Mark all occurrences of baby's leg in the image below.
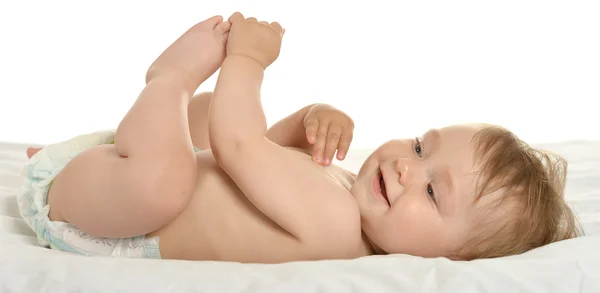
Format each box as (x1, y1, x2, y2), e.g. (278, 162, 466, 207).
(188, 91, 213, 150)
(26, 147, 41, 158)
(47, 16, 231, 239)
(28, 91, 215, 155)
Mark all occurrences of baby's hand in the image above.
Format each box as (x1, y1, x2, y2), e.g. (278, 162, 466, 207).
(226, 12, 285, 69)
(304, 104, 355, 166)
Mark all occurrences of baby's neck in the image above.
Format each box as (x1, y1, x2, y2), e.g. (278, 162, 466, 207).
(361, 230, 384, 255)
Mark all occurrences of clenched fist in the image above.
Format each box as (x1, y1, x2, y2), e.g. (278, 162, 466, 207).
(226, 12, 285, 69)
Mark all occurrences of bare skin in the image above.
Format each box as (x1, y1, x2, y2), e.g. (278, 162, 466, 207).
(27, 96, 363, 263)
(31, 13, 372, 263)
(27, 12, 493, 263)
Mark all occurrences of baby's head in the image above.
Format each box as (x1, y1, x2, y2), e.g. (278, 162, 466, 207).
(351, 123, 582, 260)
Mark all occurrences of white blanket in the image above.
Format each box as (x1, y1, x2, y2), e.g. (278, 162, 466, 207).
(1, 140, 599, 293)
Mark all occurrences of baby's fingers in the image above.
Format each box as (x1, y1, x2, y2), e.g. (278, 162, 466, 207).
(336, 128, 353, 160)
(305, 118, 319, 145)
(323, 124, 342, 166)
(229, 12, 245, 23)
(312, 122, 329, 164)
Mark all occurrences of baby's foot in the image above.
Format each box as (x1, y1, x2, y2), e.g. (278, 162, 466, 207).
(26, 147, 41, 159)
(146, 15, 231, 91)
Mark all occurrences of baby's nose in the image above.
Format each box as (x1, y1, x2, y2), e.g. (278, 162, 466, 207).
(395, 158, 408, 172)
(394, 158, 422, 186)
(394, 160, 408, 184)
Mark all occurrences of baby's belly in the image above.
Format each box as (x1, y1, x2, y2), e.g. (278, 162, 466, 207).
(148, 152, 306, 263)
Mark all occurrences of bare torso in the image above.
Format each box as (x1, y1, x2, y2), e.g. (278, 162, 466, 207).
(148, 147, 372, 263)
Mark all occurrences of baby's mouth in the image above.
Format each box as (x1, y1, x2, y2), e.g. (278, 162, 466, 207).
(379, 170, 390, 206)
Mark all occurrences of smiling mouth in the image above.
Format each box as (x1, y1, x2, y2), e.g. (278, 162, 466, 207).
(378, 170, 390, 206)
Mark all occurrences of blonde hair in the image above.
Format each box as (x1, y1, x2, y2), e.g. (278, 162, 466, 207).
(458, 125, 583, 260)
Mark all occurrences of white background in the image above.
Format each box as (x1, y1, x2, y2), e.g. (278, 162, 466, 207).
(1, 0, 598, 148)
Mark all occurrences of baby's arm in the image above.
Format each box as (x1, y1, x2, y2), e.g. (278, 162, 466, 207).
(209, 55, 268, 147)
(209, 14, 357, 251)
(265, 104, 314, 151)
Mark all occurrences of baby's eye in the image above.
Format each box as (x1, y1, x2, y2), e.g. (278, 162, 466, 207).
(427, 184, 437, 203)
(427, 184, 434, 197)
(414, 137, 422, 157)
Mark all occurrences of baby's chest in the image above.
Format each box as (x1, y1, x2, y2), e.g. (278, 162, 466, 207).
(188, 161, 359, 261)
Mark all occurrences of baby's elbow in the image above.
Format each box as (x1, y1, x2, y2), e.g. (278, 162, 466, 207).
(211, 137, 262, 168)
(210, 138, 237, 158)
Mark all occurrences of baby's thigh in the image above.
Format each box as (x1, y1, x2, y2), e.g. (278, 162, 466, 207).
(19, 143, 165, 257)
(49, 144, 194, 239)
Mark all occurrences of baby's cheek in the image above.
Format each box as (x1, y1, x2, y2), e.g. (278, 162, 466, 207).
(393, 199, 439, 233)
(395, 197, 427, 219)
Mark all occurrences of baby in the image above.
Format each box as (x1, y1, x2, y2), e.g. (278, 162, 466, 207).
(19, 12, 582, 263)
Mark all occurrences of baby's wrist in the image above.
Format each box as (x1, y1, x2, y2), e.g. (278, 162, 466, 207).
(224, 54, 266, 70)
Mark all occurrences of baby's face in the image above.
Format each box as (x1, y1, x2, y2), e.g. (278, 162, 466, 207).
(351, 124, 486, 258)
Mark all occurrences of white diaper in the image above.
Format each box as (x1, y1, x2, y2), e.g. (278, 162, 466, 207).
(16, 130, 161, 258)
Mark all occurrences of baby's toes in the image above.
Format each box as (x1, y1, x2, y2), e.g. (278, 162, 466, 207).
(215, 21, 231, 43)
(202, 15, 224, 28)
(215, 21, 231, 34)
